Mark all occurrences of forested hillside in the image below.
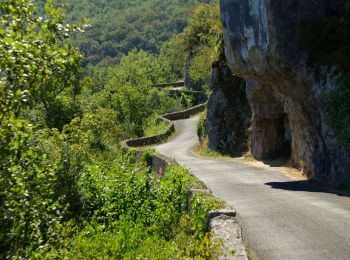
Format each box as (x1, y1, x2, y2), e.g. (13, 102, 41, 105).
(0, 0, 223, 258)
(35, 0, 214, 66)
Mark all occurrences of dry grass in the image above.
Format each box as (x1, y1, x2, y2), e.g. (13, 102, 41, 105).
(192, 138, 229, 159)
(244, 242, 256, 260)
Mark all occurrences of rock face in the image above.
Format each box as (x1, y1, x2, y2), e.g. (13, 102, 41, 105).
(213, 0, 350, 185)
(207, 60, 251, 155)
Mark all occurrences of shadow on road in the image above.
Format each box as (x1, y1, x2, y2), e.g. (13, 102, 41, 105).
(265, 181, 350, 197)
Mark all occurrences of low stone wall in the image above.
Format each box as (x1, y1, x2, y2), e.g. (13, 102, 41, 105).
(209, 210, 248, 259)
(122, 121, 175, 148)
(131, 149, 178, 176)
(187, 190, 247, 260)
(151, 81, 185, 88)
(122, 103, 207, 149)
(163, 103, 207, 121)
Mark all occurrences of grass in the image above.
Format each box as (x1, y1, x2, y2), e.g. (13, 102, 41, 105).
(244, 242, 256, 260)
(144, 116, 170, 137)
(192, 137, 232, 160)
(191, 190, 227, 210)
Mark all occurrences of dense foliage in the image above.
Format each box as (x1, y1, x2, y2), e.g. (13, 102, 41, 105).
(79, 49, 193, 140)
(0, 0, 82, 257)
(46, 156, 225, 258)
(33, 0, 213, 66)
(197, 109, 208, 142)
(0, 0, 223, 258)
(178, 2, 222, 83)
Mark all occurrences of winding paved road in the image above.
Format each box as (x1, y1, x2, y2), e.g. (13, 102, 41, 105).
(155, 116, 350, 260)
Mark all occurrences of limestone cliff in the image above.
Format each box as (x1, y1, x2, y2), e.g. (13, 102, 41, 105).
(208, 0, 350, 185)
(207, 59, 251, 155)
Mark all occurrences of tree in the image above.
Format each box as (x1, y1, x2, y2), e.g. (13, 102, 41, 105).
(0, 0, 82, 122)
(177, 2, 222, 82)
(0, 0, 83, 257)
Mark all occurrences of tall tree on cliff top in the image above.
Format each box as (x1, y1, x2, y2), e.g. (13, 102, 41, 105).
(178, 2, 222, 83)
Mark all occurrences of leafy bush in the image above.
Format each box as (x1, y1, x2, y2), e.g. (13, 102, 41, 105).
(1, 1, 225, 258)
(190, 191, 226, 241)
(80, 109, 121, 150)
(0, 118, 65, 258)
(0, 1, 83, 257)
(43, 160, 221, 258)
(44, 94, 81, 130)
(197, 109, 208, 142)
(37, 119, 92, 216)
(144, 116, 170, 137)
(76, 48, 195, 140)
(178, 2, 222, 83)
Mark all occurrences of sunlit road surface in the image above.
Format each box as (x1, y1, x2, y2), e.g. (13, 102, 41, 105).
(155, 116, 350, 260)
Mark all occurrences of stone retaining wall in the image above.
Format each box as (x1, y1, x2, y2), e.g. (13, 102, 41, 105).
(122, 103, 207, 149)
(135, 150, 178, 176)
(163, 103, 207, 121)
(151, 81, 185, 88)
(188, 189, 248, 260)
(122, 121, 175, 148)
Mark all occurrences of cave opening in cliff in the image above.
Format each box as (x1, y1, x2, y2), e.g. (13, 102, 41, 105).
(255, 113, 292, 162)
(269, 114, 291, 160)
(281, 114, 292, 159)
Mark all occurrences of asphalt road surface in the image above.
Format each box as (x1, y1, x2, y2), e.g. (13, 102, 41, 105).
(155, 116, 350, 260)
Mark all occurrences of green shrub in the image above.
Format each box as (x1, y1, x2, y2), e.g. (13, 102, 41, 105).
(178, 2, 222, 84)
(144, 116, 170, 137)
(0, 1, 83, 257)
(41, 161, 219, 258)
(197, 109, 208, 142)
(0, 117, 65, 259)
(141, 149, 158, 166)
(190, 191, 227, 239)
(81, 108, 121, 150)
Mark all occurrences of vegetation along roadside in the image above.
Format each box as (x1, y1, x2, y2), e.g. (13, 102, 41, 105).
(0, 0, 227, 258)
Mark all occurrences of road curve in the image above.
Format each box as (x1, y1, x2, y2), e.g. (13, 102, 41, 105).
(155, 116, 350, 260)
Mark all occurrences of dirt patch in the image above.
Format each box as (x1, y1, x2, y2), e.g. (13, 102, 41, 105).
(235, 155, 307, 181)
(192, 144, 306, 181)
